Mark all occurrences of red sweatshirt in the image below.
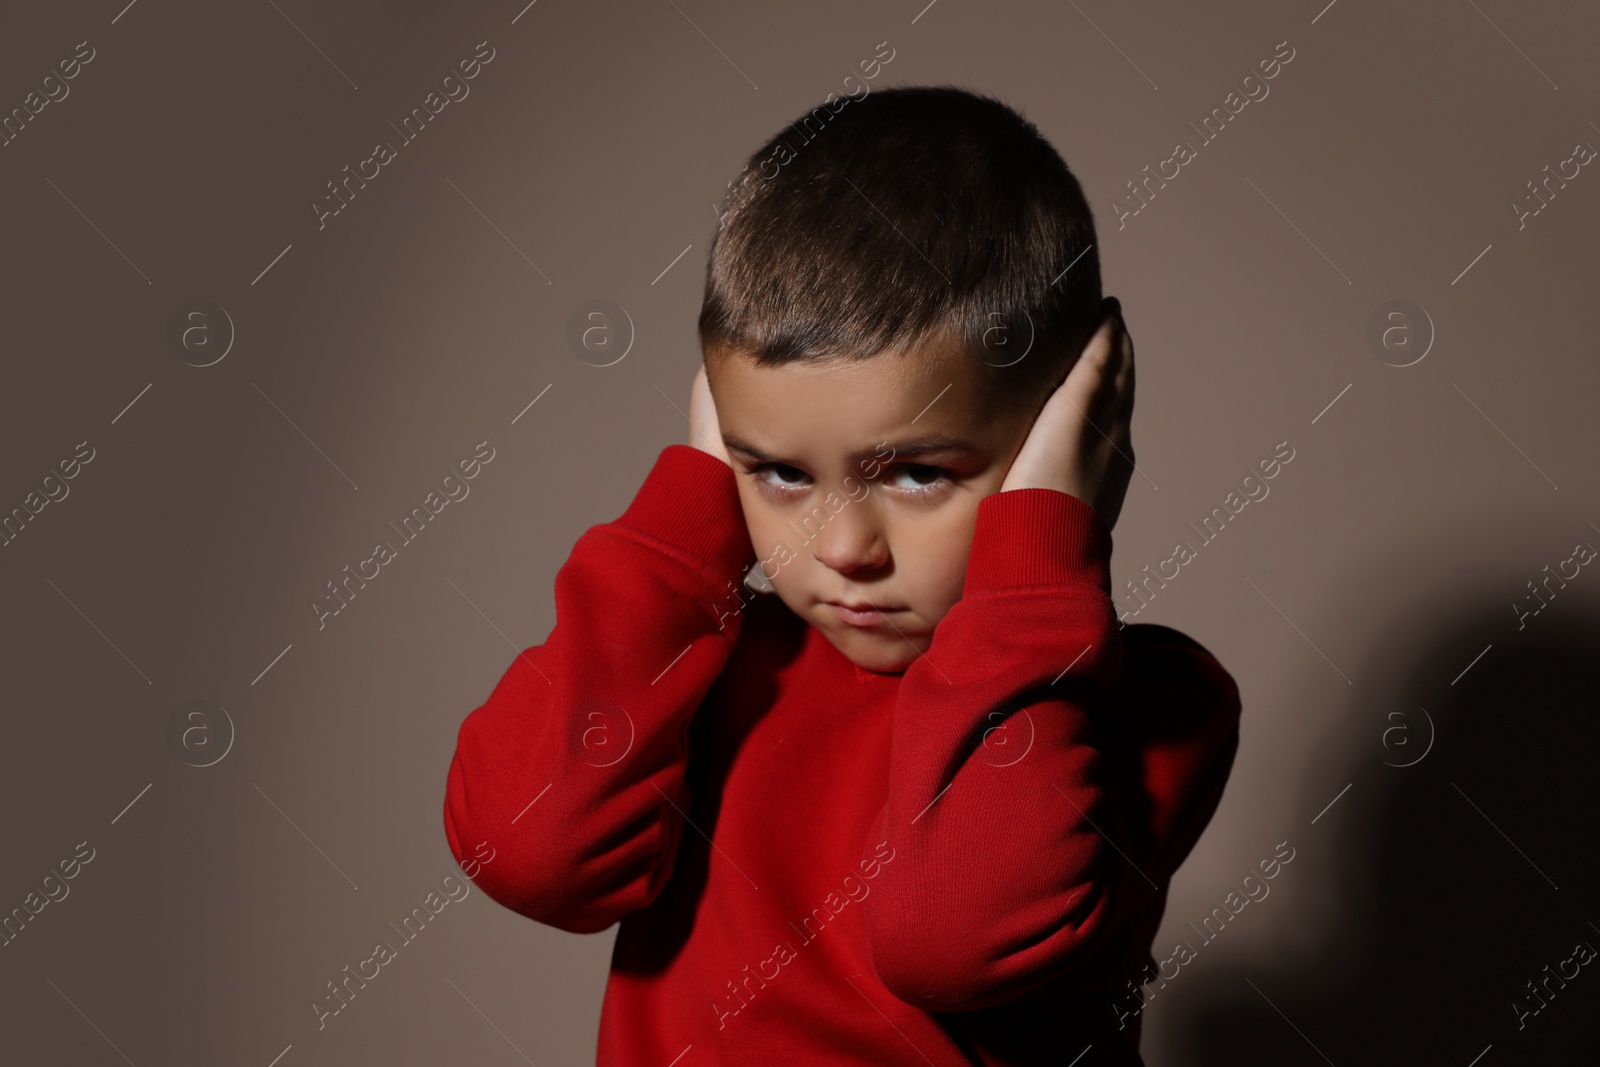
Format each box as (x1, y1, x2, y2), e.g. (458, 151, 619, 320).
(443, 444, 1241, 1066)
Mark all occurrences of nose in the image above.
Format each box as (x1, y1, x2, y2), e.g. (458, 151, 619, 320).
(810, 502, 888, 574)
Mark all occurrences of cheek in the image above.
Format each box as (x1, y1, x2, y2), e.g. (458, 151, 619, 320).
(739, 499, 791, 559)
(737, 496, 807, 595)
(892, 505, 978, 621)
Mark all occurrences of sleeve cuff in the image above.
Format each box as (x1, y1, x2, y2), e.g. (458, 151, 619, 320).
(612, 444, 755, 583)
(962, 488, 1113, 596)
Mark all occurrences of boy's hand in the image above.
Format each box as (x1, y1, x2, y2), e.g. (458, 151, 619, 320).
(687, 363, 732, 465)
(999, 297, 1135, 530)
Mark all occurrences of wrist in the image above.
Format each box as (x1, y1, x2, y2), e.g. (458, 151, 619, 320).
(963, 487, 1113, 595)
(999, 471, 1086, 499)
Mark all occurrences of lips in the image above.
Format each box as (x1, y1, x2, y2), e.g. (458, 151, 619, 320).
(825, 599, 904, 628)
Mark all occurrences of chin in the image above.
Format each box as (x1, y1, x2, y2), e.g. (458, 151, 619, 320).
(825, 626, 925, 675)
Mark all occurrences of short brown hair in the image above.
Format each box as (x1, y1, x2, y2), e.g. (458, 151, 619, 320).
(699, 85, 1103, 417)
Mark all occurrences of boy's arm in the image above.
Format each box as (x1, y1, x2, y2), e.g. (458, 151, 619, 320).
(859, 488, 1241, 1011)
(442, 444, 755, 934)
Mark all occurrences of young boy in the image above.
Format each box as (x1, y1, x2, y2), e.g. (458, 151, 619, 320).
(443, 86, 1240, 1065)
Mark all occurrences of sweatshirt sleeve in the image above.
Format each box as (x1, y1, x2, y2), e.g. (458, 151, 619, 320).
(442, 444, 755, 934)
(860, 487, 1241, 1011)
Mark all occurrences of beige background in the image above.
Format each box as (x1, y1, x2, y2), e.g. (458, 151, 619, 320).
(2, 0, 1597, 1063)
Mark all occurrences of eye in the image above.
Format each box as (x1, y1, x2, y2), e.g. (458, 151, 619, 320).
(884, 463, 951, 495)
(749, 463, 811, 493)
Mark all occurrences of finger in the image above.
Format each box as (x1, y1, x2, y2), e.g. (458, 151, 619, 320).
(1061, 313, 1117, 405)
(1099, 301, 1137, 456)
(687, 363, 726, 456)
(1111, 316, 1135, 422)
(1091, 308, 1131, 418)
(1031, 309, 1122, 445)
(1056, 315, 1132, 441)
(1083, 313, 1130, 425)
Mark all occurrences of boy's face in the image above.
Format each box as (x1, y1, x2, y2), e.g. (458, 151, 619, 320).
(707, 333, 1032, 674)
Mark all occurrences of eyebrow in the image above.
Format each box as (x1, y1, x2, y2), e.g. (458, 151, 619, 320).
(721, 431, 982, 466)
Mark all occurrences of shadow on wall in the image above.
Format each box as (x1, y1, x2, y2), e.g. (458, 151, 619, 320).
(1172, 604, 1600, 1065)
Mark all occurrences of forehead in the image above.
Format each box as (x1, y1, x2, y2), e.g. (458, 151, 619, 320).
(707, 333, 1005, 459)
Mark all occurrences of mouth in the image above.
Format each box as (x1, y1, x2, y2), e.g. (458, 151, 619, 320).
(824, 600, 905, 628)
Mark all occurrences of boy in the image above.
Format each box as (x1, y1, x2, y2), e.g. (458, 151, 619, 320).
(443, 86, 1240, 1065)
